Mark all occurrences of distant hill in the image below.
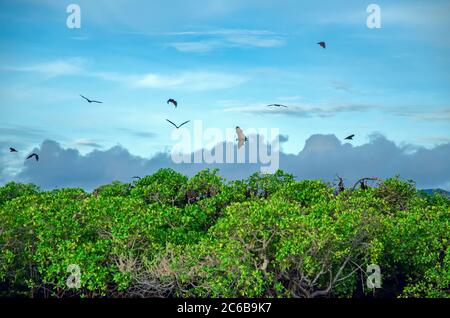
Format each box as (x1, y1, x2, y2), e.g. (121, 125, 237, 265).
(420, 189, 450, 198)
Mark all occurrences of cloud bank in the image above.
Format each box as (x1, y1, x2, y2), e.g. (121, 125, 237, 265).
(2, 58, 248, 92)
(167, 29, 286, 53)
(224, 103, 377, 117)
(1, 133, 450, 191)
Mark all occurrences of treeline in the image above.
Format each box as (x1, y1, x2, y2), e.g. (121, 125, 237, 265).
(0, 169, 449, 298)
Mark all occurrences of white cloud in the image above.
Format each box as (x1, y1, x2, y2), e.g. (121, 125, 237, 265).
(3, 58, 85, 78)
(166, 28, 285, 53)
(226, 35, 285, 48)
(132, 71, 247, 91)
(3, 58, 247, 91)
(224, 103, 377, 117)
(168, 41, 221, 53)
(73, 139, 103, 148)
(164, 29, 276, 36)
(395, 108, 450, 122)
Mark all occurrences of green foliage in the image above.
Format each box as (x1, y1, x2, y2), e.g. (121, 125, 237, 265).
(245, 170, 295, 198)
(375, 176, 417, 212)
(0, 182, 39, 206)
(0, 169, 448, 298)
(274, 179, 333, 206)
(93, 181, 131, 198)
(130, 168, 187, 206)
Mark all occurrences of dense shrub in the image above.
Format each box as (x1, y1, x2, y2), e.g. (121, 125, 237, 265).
(130, 168, 187, 206)
(0, 182, 39, 206)
(0, 169, 448, 298)
(92, 181, 132, 198)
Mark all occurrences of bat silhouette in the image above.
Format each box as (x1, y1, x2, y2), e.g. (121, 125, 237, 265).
(268, 104, 288, 108)
(80, 95, 103, 103)
(26, 153, 39, 161)
(345, 134, 355, 140)
(167, 99, 178, 108)
(166, 119, 190, 129)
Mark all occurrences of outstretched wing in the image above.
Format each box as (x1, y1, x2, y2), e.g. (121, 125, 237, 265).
(166, 119, 179, 128)
(81, 95, 102, 103)
(236, 127, 246, 141)
(177, 120, 190, 128)
(26, 153, 38, 161)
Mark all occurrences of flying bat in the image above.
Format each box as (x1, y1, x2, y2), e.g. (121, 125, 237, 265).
(9, 147, 18, 152)
(236, 126, 248, 149)
(318, 41, 326, 49)
(345, 134, 355, 141)
(80, 95, 103, 104)
(167, 99, 178, 108)
(26, 153, 39, 161)
(166, 119, 190, 129)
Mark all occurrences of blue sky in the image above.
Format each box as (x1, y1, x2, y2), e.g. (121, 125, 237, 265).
(0, 0, 449, 188)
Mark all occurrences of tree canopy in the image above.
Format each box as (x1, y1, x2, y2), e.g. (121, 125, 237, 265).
(0, 169, 448, 298)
